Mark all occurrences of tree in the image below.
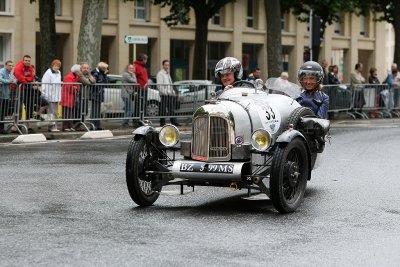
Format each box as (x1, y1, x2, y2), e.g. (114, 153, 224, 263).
(77, 0, 105, 69)
(152, 0, 236, 80)
(265, 0, 283, 78)
(281, 0, 354, 62)
(355, 0, 400, 66)
(30, 0, 57, 76)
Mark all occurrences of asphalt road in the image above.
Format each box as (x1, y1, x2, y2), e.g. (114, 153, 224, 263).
(1, 122, 400, 266)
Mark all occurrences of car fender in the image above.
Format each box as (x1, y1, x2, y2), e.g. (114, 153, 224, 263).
(132, 126, 155, 137)
(276, 128, 306, 143)
(276, 128, 312, 179)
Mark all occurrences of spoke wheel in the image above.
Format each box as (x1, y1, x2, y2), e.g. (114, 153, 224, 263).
(126, 136, 160, 206)
(270, 137, 309, 213)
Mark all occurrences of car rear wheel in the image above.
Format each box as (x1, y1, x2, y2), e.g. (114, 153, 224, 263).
(126, 136, 160, 206)
(270, 137, 309, 213)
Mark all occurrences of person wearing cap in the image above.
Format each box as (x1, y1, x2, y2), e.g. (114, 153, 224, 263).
(61, 64, 81, 131)
(296, 61, 329, 119)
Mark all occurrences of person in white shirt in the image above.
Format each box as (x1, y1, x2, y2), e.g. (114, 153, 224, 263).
(41, 59, 62, 132)
(156, 59, 179, 126)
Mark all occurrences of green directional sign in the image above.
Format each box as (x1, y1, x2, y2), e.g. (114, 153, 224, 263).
(124, 35, 148, 44)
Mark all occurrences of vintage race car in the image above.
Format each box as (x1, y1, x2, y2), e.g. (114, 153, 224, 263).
(125, 80, 330, 213)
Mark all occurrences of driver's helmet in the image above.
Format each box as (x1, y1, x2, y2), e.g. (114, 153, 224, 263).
(297, 61, 324, 85)
(214, 57, 243, 80)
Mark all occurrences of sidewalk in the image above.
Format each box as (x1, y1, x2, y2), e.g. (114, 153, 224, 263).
(1, 118, 399, 144)
(0, 120, 193, 143)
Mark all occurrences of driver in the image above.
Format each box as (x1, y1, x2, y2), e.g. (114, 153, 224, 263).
(296, 61, 329, 119)
(214, 57, 252, 95)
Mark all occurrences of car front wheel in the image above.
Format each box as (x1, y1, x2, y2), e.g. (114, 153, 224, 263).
(270, 137, 309, 213)
(126, 136, 160, 206)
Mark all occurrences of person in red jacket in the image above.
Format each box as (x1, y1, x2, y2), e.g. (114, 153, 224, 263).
(133, 53, 149, 126)
(61, 64, 81, 131)
(13, 55, 36, 132)
(134, 53, 149, 90)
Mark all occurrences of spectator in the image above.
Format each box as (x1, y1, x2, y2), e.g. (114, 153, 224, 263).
(134, 53, 149, 121)
(368, 67, 380, 84)
(328, 65, 341, 84)
(157, 59, 179, 126)
(0, 60, 17, 134)
(247, 67, 261, 81)
(296, 61, 329, 119)
(61, 64, 81, 131)
(121, 64, 137, 127)
(90, 62, 108, 130)
(275, 72, 290, 88)
(41, 59, 62, 132)
(14, 55, 35, 132)
(320, 59, 329, 85)
(382, 63, 399, 111)
(134, 53, 149, 90)
(383, 63, 400, 86)
(350, 63, 366, 85)
(350, 63, 366, 109)
(78, 62, 96, 122)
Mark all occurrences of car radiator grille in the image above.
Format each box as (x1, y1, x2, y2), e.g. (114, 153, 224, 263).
(192, 116, 230, 161)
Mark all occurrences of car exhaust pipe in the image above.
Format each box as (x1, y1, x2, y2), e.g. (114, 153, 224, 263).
(229, 182, 238, 191)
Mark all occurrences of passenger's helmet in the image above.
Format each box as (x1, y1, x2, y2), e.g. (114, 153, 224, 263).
(297, 61, 324, 84)
(215, 57, 243, 80)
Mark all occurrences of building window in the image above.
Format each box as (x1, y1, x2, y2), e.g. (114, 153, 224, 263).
(0, 0, 12, 14)
(134, 0, 150, 21)
(360, 15, 368, 37)
(281, 13, 289, 32)
(54, 0, 62, 16)
(0, 33, 12, 67)
(103, 0, 108, 19)
(334, 21, 341, 35)
(246, 0, 254, 28)
(212, 11, 220, 25)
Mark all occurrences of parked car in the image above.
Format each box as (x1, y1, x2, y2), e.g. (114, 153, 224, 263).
(101, 74, 161, 117)
(125, 79, 330, 213)
(173, 80, 219, 115)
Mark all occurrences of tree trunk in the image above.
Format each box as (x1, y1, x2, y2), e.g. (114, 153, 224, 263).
(265, 0, 283, 78)
(393, 1, 400, 66)
(39, 0, 57, 77)
(77, 0, 105, 69)
(192, 8, 209, 80)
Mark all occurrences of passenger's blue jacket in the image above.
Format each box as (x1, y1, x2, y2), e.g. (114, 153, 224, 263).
(296, 90, 329, 119)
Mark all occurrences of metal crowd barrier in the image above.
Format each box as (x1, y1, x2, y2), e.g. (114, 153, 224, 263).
(323, 83, 400, 119)
(2, 81, 400, 135)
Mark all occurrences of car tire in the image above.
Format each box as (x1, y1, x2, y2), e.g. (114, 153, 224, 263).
(126, 136, 160, 206)
(146, 100, 159, 117)
(270, 137, 309, 213)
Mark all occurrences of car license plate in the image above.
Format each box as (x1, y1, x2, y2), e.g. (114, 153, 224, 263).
(180, 163, 234, 174)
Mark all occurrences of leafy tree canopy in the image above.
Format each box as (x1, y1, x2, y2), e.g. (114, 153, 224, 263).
(151, 0, 236, 26)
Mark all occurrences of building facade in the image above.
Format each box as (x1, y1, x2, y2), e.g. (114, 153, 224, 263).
(0, 0, 389, 83)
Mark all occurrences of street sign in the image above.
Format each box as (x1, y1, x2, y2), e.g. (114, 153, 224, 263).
(124, 35, 148, 44)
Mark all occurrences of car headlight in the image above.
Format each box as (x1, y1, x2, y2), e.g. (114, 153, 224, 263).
(159, 125, 179, 147)
(251, 129, 272, 151)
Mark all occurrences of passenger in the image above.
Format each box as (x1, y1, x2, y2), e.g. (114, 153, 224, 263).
(296, 61, 329, 119)
(214, 57, 252, 95)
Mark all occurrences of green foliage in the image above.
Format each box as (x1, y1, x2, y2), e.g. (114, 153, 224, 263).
(281, 0, 356, 28)
(151, 0, 235, 26)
